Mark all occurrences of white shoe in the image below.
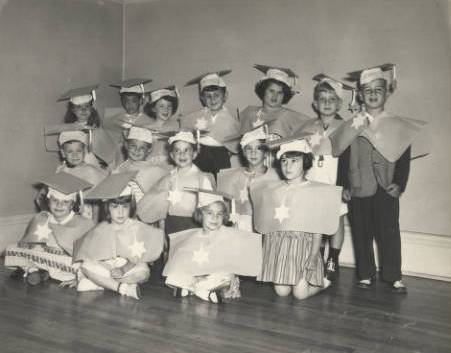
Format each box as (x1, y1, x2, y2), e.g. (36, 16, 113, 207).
(391, 280, 407, 294)
(118, 283, 141, 300)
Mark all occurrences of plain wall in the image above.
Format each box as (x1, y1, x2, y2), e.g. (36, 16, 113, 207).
(0, 0, 122, 216)
(124, 0, 451, 236)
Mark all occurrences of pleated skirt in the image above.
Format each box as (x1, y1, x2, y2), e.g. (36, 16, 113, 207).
(259, 231, 324, 287)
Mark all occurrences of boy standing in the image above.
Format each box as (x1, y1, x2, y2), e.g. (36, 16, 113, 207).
(181, 70, 240, 179)
(330, 64, 426, 293)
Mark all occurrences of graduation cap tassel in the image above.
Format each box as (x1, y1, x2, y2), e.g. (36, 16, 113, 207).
(91, 89, 96, 102)
(88, 129, 93, 153)
(196, 129, 201, 151)
(348, 88, 358, 113)
(231, 198, 238, 226)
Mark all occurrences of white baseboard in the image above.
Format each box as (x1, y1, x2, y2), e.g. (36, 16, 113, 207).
(1, 214, 450, 281)
(339, 225, 451, 282)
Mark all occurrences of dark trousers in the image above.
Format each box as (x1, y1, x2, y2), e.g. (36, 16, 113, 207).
(194, 145, 231, 180)
(349, 186, 402, 282)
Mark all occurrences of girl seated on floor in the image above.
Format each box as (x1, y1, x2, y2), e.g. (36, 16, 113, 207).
(5, 173, 95, 286)
(162, 189, 262, 303)
(73, 172, 164, 300)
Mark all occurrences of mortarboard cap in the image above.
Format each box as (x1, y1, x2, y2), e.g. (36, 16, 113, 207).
(38, 172, 93, 201)
(254, 64, 299, 92)
(126, 126, 153, 144)
(344, 63, 396, 88)
(110, 78, 152, 94)
(312, 73, 354, 99)
(148, 85, 179, 105)
(240, 125, 269, 148)
(167, 130, 197, 145)
(58, 130, 89, 146)
(84, 171, 138, 200)
(58, 85, 98, 105)
(183, 187, 232, 207)
(185, 70, 231, 92)
(276, 139, 312, 159)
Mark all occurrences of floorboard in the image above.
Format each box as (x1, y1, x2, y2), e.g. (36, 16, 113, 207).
(0, 264, 449, 353)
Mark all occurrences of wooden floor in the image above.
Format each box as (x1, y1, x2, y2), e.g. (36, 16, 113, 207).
(0, 263, 450, 353)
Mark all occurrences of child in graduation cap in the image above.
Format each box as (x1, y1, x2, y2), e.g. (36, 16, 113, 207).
(54, 130, 107, 220)
(300, 74, 354, 281)
(250, 137, 343, 300)
(113, 127, 169, 201)
(217, 125, 280, 231)
(103, 78, 153, 165)
(240, 65, 312, 140)
(137, 130, 216, 233)
(143, 85, 181, 167)
(56, 85, 116, 168)
(329, 64, 426, 293)
(163, 189, 262, 303)
(6, 173, 95, 286)
(73, 172, 164, 300)
(181, 71, 241, 179)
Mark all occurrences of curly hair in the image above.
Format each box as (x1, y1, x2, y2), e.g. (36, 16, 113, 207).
(143, 95, 179, 119)
(255, 78, 294, 105)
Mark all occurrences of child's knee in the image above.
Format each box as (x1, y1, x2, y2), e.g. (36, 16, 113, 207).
(274, 284, 292, 297)
(81, 260, 110, 278)
(120, 263, 150, 284)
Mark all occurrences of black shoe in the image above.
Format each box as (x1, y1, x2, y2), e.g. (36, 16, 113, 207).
(325, 258, 339, 281)
(390, 280, 407, 294)
(357, 275, 376, 289)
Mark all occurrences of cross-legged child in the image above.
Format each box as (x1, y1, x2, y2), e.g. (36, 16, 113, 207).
(5, 173, 95, 286)
(182, 71, 240, 179)
(163, 189, 262, 303)
(73, 172, 164, 300)
(329, 64, 426, 293)
(251, 137, 343, 299)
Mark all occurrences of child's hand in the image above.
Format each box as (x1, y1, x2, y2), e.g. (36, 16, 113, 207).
(342, 189, 352, 202)
(386, 183, 401, 198)
(111, 267, 125, 279)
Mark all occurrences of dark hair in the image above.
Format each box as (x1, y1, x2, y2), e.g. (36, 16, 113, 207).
(64, 102, 101, 127)
(143, 96, 179, 119)
(199, 86, 227, 107)
(193, 201, 230, 226)
(104, 195, 136, 223)
(313, 81, 341, 101)
(255, 79, 294, 105)
(279, 151, 313, 171)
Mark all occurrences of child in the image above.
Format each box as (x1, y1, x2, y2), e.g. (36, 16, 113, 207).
(55, 130, 107, 220)
(143, 85, 181, 167)
(302, 74, 354, 281)
(73, 172, 164, 300)
(104, 78, 153, 165)
(163, 189, 262, 303)
(250, 137, 343, 299)
(240, 65, 312, 139)
(137, 131, 215, 235)
(113, 126, 169, 201)
(217, 126, 280, 231)
(5, 173, 95, 286)
(329, 64, 426, 293)
(56, 85, 116, 168)
(182, 71, 240, 179)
